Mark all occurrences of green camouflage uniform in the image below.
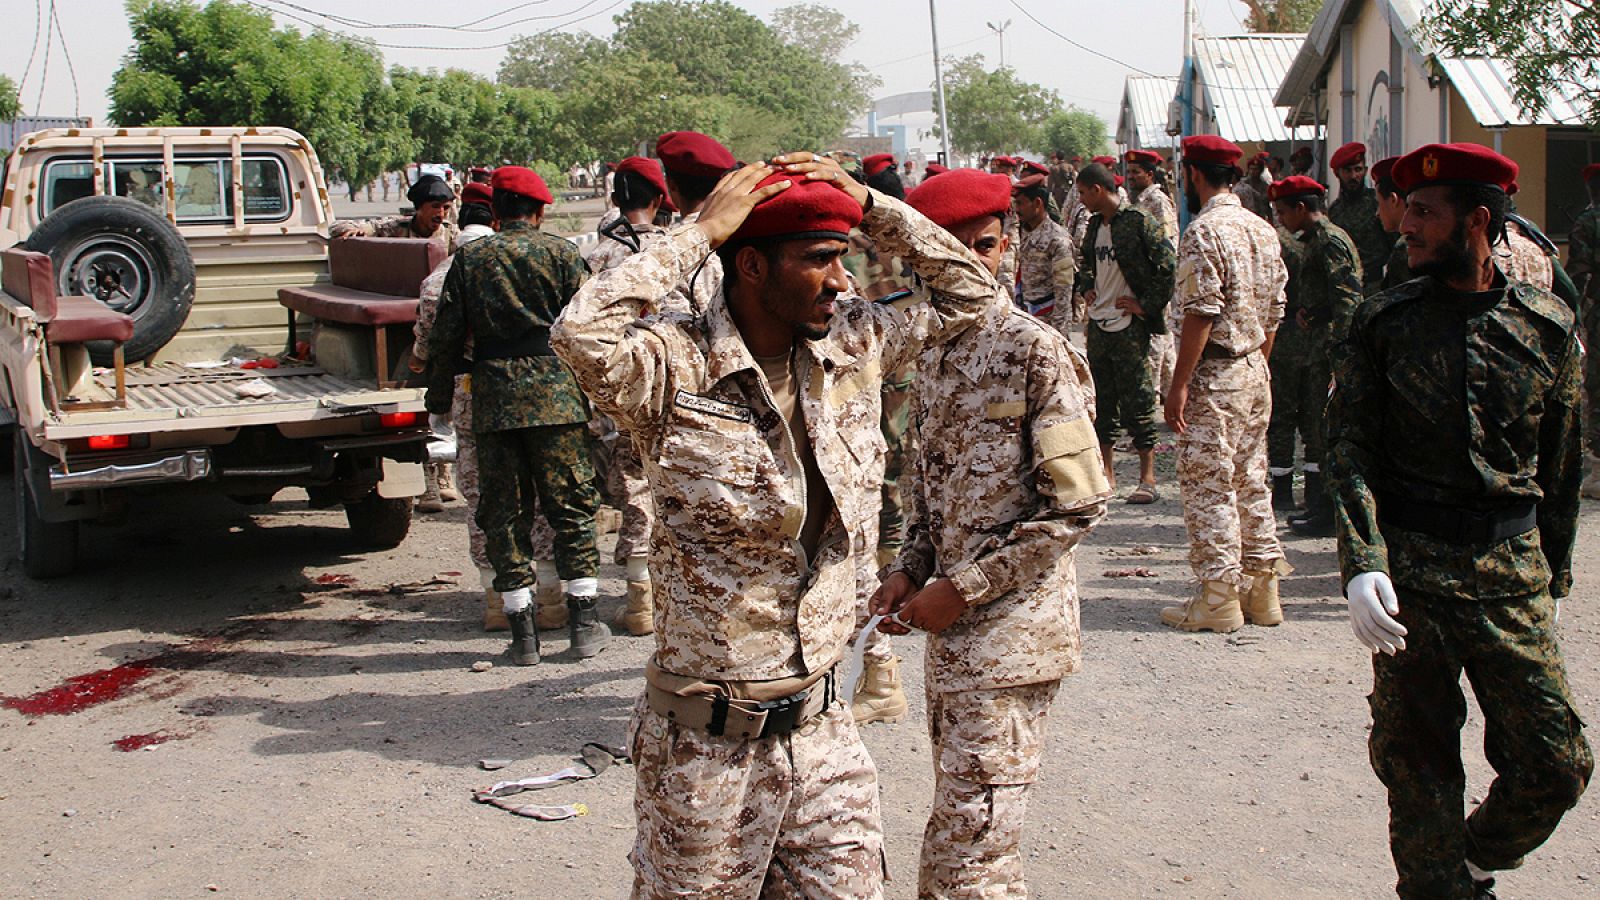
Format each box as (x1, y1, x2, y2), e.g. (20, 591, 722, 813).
(1378, 233, 1412, 292)
(877, 291, 921, 559)
(1327, 274, 1592, 899)
(1329, 182, 1389, 295)
(1567, 205, 1600, 453)
(425, 220, 600, 592)
(1075, 204, 1174, 449)
(1285, 217, 1363, 475)
(1267, 225, 1310, 474)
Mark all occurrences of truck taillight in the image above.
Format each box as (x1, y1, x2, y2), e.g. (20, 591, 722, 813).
(87, 434, 132, 451)
(379, 412, 420, 429)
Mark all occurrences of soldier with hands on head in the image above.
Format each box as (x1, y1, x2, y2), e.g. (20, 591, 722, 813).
(876, 166, 1109, 898)
(553, 151, 998, 899)
(1330, 142, 1592, 900)
(1161, 135, 1291, 634)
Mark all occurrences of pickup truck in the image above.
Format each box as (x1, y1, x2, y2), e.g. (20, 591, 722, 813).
(1, 126, 432, 577)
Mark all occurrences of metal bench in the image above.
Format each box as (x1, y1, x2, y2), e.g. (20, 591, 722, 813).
(1, 248, 135, 410)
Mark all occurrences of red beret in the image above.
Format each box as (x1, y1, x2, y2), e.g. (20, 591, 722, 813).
(460, 182, 493, 207)
(1021, 160, 1050, 178)
(1125, 149, 1162, 168)
(1013, 173, 1050, 193)
(991, 155, 1017, 168)
(655, 131, 736, 179)
(490, 166, 553, 204)
(729, 172, 863, 244)
(1253, 151, 1271, 162)
(469, 166, 492, 176)
(1370, 156, 1399, 186)
(1070, 155, 1083, 163)
(863, 153, 896, 177)
(1267, 175, 1325, 202)
(906, 169, 1013, 230)
(1583, 163, 1600, 182)
(923, 162, 949, 178)
(1330, 142, 1367, 170)
(1114, 175, 1125, 188)
(615, 156, 676, 212)
(1092, 155, 1117, 167)
(1392, 142, 1518, 194)
(1182, 134, 1242, 166)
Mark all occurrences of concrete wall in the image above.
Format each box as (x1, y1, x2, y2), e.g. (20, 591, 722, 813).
(1448, 93, 1550, 232)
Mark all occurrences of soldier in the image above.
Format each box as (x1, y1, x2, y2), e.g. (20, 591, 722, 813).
(923, 162, 949, 178)
(1331, 142, 1592, 900)
(1372, 156, 1413, 291)
(1012, 174, 1077, 329)
(1290, 145, 1315, 177)
(901, 158, 919, 188)
(1234, 151, 1275, 222)
(1161, 135, 1290, 633)
(1128, 149, 1180, 397)
(468, 166, 493, 185)
(1266, 220, 1309, 510)
(1328, 142, 1392, 295)
(425, 167, 606, 665)
(656, 130, 736, 316)
(1075, 162, 1174, 502)
(1264, 176, 1364, 538)
(1568, 164, 1600, 498)
(330, 173, 460, 247)
(586, 156, 679, 638)
(877, 166, 1109, 898)
(552, 153, 997, 899)
(1048, 152, 1075, 211)
(990, 155, 1019, 178)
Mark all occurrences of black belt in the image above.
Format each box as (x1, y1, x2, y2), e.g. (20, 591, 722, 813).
(1378, 495, 1537, 545)
(1201, 342, 1258, 360)
(476, 327, 552, 361)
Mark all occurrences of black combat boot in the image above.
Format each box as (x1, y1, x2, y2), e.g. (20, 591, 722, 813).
(1272, 473, 1297, 511)
(1288, 471, 1335, 537)
(507, 605, 541, 666)
(567, 594, 611, 659)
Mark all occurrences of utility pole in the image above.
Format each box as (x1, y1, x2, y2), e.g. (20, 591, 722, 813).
(931, 0, 952, 166)
(986, 19, 1012, 69)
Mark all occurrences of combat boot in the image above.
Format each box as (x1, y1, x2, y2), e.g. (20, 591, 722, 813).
(416, 465, 444, 513)
(567, 595, 612, 658)
(1241, 560, 1291, 626)
(1160, 580, 1245, 633)
(437, 463, 461, 503)
(480, 569, 509, 632)
(507, 605, 540, 666)
(1288, 472, 1335, 537)
(851, 655, 908, 726)
(535, 581, 568, 630)
(1271, 473, 1297, 511)
(615, 579, 654, 636)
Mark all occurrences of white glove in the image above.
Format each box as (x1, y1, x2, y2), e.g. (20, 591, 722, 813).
(1346, 572, 1407, 655)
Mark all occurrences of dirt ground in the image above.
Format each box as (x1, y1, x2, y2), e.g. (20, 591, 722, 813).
(1, 443, 1596, 900)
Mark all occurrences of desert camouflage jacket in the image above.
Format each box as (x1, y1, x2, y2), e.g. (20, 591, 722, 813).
(1015, 217, 1077, 310)
(551, 190, 996, 682)
(1328, 275, 1581, 600)
(1134, 183, 1179, 243)
(1174, 192, 1287, 358)
(1077, 204, 1176, 334)
(891, 300, 1108, 691)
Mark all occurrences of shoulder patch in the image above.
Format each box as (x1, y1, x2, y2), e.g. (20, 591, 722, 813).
(1360, 278, 1429, 319)
(1513, 282, 1576, 331)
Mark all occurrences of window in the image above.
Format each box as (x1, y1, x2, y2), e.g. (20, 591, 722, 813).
(111, 160, 167, 212)
(239, 157, 289, 219)
(40, 155, 293, 223)
(1546, 129, 1600, 242)
(174, 160, 225, 219)
(42, 160, 97, 213)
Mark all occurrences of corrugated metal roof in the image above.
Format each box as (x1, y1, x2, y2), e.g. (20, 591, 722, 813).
(1119, 76, 1179, 149)
(1193, 33, 1305, 142)
(1437, 57, 1590, 128)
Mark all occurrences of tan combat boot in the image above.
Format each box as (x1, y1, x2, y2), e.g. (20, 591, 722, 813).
(1161, 580, 1245, 633)
(483, 588, 510, 632)
(851, 655, 909, 726)
(437, 463, 461, 503)
(535, 580, 568, 630)
(615, 579, 655, 636)
(1241, 560, 1292, 626)
(416, 465, 444, 513)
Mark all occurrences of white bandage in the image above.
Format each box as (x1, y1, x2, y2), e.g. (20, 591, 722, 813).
(565, 577, 598, 597)
(502, 587, 532, 615)
(625, 557, 649, 582)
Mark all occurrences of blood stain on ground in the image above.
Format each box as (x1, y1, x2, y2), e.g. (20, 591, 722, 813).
(113, 731, 180, 752)
(0, 643, 226, 717)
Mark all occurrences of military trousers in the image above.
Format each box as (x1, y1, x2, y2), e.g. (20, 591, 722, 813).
(1146, 330, 1176, 399)
(627, 694, 884, 899)
(1267, 321, 1313, 473)
(452, 376, 553, 571)
(1584, 298, 1600, 455)
(1369, 587, 1592, 900)
(1087, 319, 1160, 450)
(920, 680, 1060, 898)
(473, 422, 599, 592)
(1176, 354, 1284, 585)
(607, 430, 655, 564)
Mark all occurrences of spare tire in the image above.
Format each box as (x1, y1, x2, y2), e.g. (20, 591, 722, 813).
(25, 195, 195, 365)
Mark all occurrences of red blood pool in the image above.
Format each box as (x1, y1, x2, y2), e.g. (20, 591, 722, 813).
(113, 731, 173, 752)
(314, 573, 355, 585)
(2, 662, 158, 716)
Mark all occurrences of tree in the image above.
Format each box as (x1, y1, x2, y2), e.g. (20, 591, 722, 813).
(497, 32, 611, 94)
(1037, 107, 1109, 160)
(934, 56, 1061, 156)
(0, 74, 19, 122)
(770, 3, 859, 68)
(1423, 0, 1600, 129)
(1240, 0, 1323, 33)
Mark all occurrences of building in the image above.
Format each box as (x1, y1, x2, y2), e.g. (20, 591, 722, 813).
(1118, 75, 1180, 154)
(1180, 33, 1317, 165)
(2, 116, 93, 154)
(1274, 0, 1599, 238)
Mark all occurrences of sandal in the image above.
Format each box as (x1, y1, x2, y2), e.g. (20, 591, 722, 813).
(1126, 483, 1159, 505)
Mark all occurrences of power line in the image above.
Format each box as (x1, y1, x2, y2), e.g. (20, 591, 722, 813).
(256, 0, 608, 34)
(18, 0, 42, 98)
(1008, 0, 1159, 77)
(868, 33, 987, 71)
(244, 0, 627, 50)
(33, 0, 53, 116)
(49, 0, 80, 118)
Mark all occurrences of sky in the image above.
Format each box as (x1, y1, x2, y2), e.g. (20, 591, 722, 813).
(6, 0, 1253, 133)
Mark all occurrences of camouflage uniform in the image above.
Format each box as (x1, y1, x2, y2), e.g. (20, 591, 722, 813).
(552, 190, 996, 898)
(888, 298, 1109, 897)
(1135, 183, 1181, 396)
(1063, 189, 1094, 326)
(1267, 226, 1310, 475)
(1496, 226, 1554, 291)
(998, 211, 1021, 298)
(1283, 217, 1364, 474)
(1329, 182, 1389, 294)
(1378, 234, 1412, 291)
(1233, 175, 1274, 222)
(1015, 215, 1078, 330)
(1077, 203, 1175, 449)
(329, 213, 459, 248)
(1173, 192, 1288, 584)
(425, 221, 599, 592)
(1566, 204, 1600, 453)
(1327, 274, 1592, 899)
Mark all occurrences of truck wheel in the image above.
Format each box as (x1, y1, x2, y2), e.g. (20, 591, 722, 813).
(13, 439, 78, 578)
(343, 491, 412, 549)
(25, 195, 196, 366)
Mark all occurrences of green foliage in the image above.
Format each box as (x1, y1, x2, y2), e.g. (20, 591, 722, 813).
(498, 32, 611, 94)
(0, 74, 19, 122)
(935, 56, 1062, 156)
(1423, 0, 1600, 129)
(1037, 107, 1109, 160)
(1240, 0, 1323, 33)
